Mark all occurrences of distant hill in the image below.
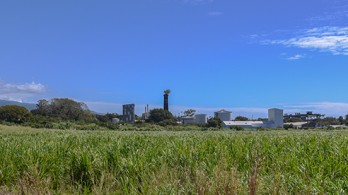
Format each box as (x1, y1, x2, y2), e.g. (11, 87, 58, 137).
(0, 100, 36, 110)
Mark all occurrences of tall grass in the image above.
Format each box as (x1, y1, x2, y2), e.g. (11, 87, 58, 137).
(0, 125, 348, 194)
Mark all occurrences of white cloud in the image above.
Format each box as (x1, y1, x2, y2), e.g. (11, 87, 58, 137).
(267, 26, 348, 55)
(0, 81, 46, 102)
(287, 54, 305, 61)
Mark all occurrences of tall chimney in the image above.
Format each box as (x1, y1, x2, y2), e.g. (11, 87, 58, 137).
(164, 94, 169, 111)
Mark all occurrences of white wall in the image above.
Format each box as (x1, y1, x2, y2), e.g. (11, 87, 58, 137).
(268, 108, 284, 128)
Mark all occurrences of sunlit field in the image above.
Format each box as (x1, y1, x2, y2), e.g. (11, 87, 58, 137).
(0, 125, 348, 194)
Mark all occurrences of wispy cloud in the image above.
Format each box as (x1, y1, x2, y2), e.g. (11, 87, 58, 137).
(287, 54, 305, 61)
(0, 81, 46, 102)
(266, 26, 348, 55)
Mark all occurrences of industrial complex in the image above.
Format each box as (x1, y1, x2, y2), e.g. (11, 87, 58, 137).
(119, 90, 287, 129)
(118, 90, 347, 129)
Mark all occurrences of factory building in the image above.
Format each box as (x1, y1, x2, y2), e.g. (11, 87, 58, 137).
(222, 108, 284, 129)
(142, 104, 150, 120)
(180, 114, 208, 125)
(122, 104, 135, 123)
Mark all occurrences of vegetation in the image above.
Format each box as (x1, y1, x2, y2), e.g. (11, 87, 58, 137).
(284, 117, 304, 123)
(230, 125, 244, 131)
(207, 117, 223, 128)
(1, 97, 348, 130)
(183, 109, 196, 117)
(1, 126, 348, 194)
(0, 105, 31, 124)
(163, 89, 171, 95)
(31, 98, 94, 122)
(147, 108, 175, 123)
(234, 116, 249, 121)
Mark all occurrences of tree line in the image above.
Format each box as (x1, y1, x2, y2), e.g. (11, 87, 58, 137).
(2, 98, 347, 130)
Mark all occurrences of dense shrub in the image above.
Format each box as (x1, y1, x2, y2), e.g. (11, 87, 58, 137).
(230, 126, 244, 131)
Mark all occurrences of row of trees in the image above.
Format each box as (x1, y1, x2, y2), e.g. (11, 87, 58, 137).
(0, 98, 182, 129)
(0, 99, 104, 129)
(0, 99, 227, 129)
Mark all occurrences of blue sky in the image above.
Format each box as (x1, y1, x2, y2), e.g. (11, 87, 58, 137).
(1, 0, 348, 117)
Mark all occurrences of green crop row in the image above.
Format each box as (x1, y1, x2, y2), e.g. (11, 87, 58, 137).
(0, 125, 348, 194)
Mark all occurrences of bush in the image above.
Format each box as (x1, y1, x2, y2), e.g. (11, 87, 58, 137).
(158, 119, 178, 127)
(105, 123, 120, 130)
(76, 123, 99, 130)
(327, 126, 335, 130)
(230, 126, 244, 131)
(284, 124, 294, 130)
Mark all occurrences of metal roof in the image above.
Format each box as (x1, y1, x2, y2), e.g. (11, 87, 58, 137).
(223, 121, 263, 126)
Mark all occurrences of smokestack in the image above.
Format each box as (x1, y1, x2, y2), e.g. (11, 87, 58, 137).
(163, 89, 171, 111)
(164, 94, 169, 111)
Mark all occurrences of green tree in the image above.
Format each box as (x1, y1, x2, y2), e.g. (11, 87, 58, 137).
(234, 116, 249, 121)
(147, 109, 175, 123)
(284, 118, 304, 123)
(0, 105, 31, 124)
(183, 109, 196, 117)
(206, 117, 222, 128)
(338, 116, 344, 125)
(31, 98, 95, 122)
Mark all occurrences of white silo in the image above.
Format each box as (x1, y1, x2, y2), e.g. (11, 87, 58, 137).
(214, 109, 232, 121)
(195, 114, 208, 124)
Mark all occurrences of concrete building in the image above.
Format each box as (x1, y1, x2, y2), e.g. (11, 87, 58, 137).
(180, 114, 208, 125)
(181, 116, 195, 125)
(214, 109, 232, 121)
(123, 104, 135, 123)
(195, 114, 208, 124)
(268, 108, 284, 128)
